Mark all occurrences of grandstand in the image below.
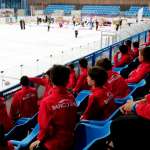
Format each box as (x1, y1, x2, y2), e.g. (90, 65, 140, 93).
(0, 0, 150, 150)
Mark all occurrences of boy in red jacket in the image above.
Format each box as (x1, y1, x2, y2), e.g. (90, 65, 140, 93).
(30, 65, 77, 150)
(10, 76, 38, 122)
(73, 58, 89, 93)
(133, 41, 139, 58)
(110, 93, 150, 150)
(80, 66, 117, 120)
(126, 46, 150, 83)
(96, 58, 129, 98)
(113, 45, 131, 67)
(0, 95, 13, 133)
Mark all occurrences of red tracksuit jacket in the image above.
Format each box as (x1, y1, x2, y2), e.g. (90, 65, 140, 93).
(29, 77, 52, 98)
(66, 69, 76, 90)
(0, 142, 14, 150)
(133, 47, 139, 58)
(106, 70, 129, 98)
(10, 86, 38, 121)
(81, 87, 118, 120)
(37, 86, 77, 150)
(127, 47, 134, 61)
(113, 52, 131, 67)
(0, 97, 13, 132)
(73, 68, 89, 93)
(126, 62, 150, 83)
(136, 94, 150, 120)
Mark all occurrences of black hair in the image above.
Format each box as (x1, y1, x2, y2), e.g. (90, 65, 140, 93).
(133, 41, 139, 48)
(96, 58, 112, 70)
(50, 65, 70, 86)
(141, 47, 150, 62)
(79, 58, 88, 68)
(125, 40, 132, 47)
(20, 76, 29, 86)
(119, 45, 128, 54)
(68, 63, 74, 69)
(88, 66, 108, 87)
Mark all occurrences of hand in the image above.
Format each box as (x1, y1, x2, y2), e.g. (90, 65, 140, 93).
(121, 101, 135, 114)
(29, 140, 40, 150)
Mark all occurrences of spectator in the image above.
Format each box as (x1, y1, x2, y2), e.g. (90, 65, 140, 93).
(125, 40, 134, 60)
(126, 47, 150, 83)
(30, 65, 77, 150)
(10, 76, 38, 122)
(96, 58, 128, 98)
(133, 41, 139, 58)
(114, 45, 131, 67)
(80, 66, 117, 120)
(0, 94, 13, 133)
(66, 63, 76, 91)
(111, 94, 150, 150)
(0, 124, 14, 150)
(29, 69, 53, 98)
(73, 58, 89, 94)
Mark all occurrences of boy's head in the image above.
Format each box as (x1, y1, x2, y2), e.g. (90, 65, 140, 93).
(20, 76, 29, 86)
(96, 58, 112, 71)
(87, 66, 108, 87)
(140, 47, 150, 62)
(67, 63, 75, 69)
(79, 58, 88, 68)
(50, 65, 70, 86)
(133, 41, 139, 48)
(119, 45, 128, 54)
(125, 40, 132, 48)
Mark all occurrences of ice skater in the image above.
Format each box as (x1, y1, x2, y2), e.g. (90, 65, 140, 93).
(74, 24, 79, 38)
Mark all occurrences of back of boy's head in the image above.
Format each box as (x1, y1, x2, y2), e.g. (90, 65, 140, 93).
(68, 63, 74, 69)
(141, 47, 150, 62)
(50, 65, 70, 86)
(119, 45, 128, 54)
(133, 41, 139, 48)
(96, 58, 112, 71)
(125, 40, 132, 47)
(79, 58, 88, 68)
(20, 76, 29, 86)
(88, 66, 108, 87)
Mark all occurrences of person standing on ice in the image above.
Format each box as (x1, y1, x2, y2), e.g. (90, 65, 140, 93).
(74, 24, 79, 38)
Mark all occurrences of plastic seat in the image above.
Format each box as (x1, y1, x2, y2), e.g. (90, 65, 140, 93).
(75, 90, 91, 107)
(114, 95, 133, 105)
(128, 79, 146, 96)
(80, 107, 120, 126)
(113, 65, 128, 74)
(10, 123, 39, 150)
(5, 113, 38, 140)
(74, 121, 111, 150)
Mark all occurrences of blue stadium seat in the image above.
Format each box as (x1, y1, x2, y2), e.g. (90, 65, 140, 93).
(10, 123, 39, 150)
(113, 64, 128, 74)
(74, 121, 111, 150)
(5, 113, 38, 140)
(75, 90, 91, 107)
(114, 95, 133, 105)
(80, 107, 120, 126)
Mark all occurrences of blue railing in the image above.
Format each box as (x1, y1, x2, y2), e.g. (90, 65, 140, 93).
(2, 29, 149, 99)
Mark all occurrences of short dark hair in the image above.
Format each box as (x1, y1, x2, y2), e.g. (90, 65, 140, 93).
(68, 63, 74, 69)
(133, 41, 139, 48)
(88, 66, 108, 87)
(20, 76, 29, 86)
(50, 65, 70, 86)
(125, 40, 132, 47)
(96, 58, 112, 70)
(119, 45, 128, 54)
(141, 47, 150, 62)
(79, 58, 88, 68)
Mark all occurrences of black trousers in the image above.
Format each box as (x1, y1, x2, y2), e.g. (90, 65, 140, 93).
(111, 114, 150, 150)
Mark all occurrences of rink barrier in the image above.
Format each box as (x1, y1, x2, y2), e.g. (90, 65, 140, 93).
(1, 29, 148, 100)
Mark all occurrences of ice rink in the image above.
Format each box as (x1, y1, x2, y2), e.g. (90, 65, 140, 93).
(0, 23, 116, 91)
